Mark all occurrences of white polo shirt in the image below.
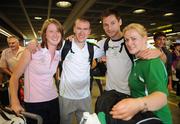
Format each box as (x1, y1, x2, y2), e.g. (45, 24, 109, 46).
(59, 40, 92, 99)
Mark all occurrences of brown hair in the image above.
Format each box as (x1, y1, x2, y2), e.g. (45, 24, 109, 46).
(101, 9, 121, 21)
(40, 18, 64, 50)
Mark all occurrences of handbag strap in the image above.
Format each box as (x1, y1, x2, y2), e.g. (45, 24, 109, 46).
(0, 106, 11, 120)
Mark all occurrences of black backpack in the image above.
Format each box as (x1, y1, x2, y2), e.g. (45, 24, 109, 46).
(95, 90, 162, 124)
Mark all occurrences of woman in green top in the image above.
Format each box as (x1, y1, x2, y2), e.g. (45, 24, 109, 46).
(110, 23, 172, 124)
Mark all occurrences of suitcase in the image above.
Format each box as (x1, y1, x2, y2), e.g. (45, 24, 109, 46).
(0, 106, 43, 124)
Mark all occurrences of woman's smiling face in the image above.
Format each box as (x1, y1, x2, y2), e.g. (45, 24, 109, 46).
(124, 29, 147, 55)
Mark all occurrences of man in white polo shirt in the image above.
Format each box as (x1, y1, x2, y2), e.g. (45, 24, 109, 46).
(59, 18, 102, 124)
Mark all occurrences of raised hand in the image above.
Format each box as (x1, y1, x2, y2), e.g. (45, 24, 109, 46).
(26, 39, 41, 54)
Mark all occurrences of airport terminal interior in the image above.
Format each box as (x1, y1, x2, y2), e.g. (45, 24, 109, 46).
(0, 0, 180, 124)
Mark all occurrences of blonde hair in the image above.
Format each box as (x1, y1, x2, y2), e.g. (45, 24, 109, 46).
(41, 18, 64, 50)
(123, 23, 147, 37)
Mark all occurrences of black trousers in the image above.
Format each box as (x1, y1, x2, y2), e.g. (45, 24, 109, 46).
(24, 97, 60, 124)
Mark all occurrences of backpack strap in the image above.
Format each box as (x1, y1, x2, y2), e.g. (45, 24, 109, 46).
(87, 42, 94, 66)
(0, 108, 11, 121)
(103, 37, 133, 64)
(61, 40, 73, 62)
(103, 37, 110, 54)
(59, 40, 73, 75)
(0, 106, 18, 121)
(121, 40, 134, 64)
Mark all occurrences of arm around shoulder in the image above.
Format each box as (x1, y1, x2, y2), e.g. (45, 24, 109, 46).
(26, 39, 40, 53)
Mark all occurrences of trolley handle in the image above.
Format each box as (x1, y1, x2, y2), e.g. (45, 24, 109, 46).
(4, 107, 43, 124)
(21, 111, 43, 124)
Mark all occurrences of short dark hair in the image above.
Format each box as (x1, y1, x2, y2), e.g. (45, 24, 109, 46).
(153, 32, 166, 41)
(101, 9, 120, 21)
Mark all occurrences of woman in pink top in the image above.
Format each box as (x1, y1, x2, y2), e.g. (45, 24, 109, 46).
(9, 18, 64, 124)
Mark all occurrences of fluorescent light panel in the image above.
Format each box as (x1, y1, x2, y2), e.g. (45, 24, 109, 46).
(0, 28, 12, 37)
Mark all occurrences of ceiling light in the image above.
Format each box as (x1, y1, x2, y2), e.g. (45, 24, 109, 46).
(34, 16, 42, 20)
(162, 29, 173, 33)
(133, 9, 146, 14)
(150, 23, 156, 26)
(99, 21, 102, 23)
(56, 1, 72, 8)
(157, 24, 172, 30)
(163, 13, 174, 17)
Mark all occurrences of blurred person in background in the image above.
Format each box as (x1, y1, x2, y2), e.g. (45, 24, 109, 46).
(154, 32, 173, 90)
(171, 43, 180, 107)
(0, 51, 4, 105)
(0, 35, 25, 77)
(0, 51, 3, 86)
(0, 36, 25, 105)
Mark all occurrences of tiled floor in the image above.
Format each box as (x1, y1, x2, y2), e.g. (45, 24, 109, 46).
(168, 91, 180, 124)
(72, 81, 180, 124)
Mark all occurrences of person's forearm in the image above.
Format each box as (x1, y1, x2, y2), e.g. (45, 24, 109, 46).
(9, 75, 20, 105)
(138, 92, 167, 112)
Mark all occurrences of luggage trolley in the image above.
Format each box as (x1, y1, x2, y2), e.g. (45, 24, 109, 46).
(0, 106, 43, 124)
